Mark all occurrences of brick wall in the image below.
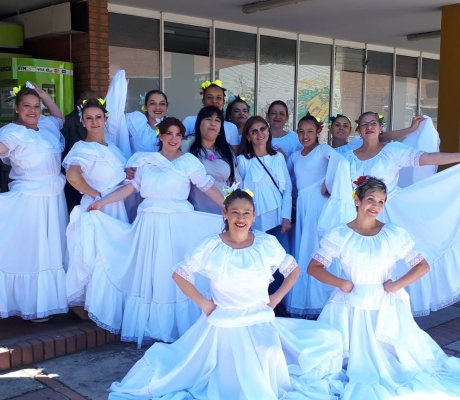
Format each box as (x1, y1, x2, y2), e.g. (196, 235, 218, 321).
(71, 0, 109, 99)
(25, 0, 109, 102)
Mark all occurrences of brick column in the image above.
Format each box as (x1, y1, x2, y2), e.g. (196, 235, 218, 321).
(72, 0, 109, 98)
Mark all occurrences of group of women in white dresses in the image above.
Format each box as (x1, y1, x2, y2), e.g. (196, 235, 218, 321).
(2, 76, 460, 399)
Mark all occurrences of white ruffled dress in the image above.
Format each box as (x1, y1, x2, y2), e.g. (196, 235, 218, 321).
(63, 141, 128, 306)
(342, 141, 460, 316)
(0, 117, 68, 319)
(285, 144, 352, 317)
(314, 223, 460, 399)
(84, 152, 223, 345)
(109, 232, 344, 400)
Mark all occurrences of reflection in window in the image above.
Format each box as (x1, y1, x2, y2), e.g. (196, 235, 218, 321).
(164, 22, 210, 119)
(421, 58, 439, 128)
(333, 47, 364, 121)
(108, 13, 160, 112)
(394, 55, 418, 129)
(298, 41, 331, 142)
(259, 35, 296, 128)
(365, 51, 393, 129)
(215, 29, 256, 116)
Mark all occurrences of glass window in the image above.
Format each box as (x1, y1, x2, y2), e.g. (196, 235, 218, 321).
(298, 41, 331, 142)
(215, 29, 256, 116)
(259, 35, 296, 128)
(164, 22, 210, 119)
(333, 47, 364, 122)
(365, 50, 393, 129)
(109, 13, 160, 112)
(393, 55, 418, 129)
(421, 58, 439, 127)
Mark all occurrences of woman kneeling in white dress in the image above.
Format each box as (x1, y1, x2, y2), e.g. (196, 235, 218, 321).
(109, 188, 344, 400)
(308, 176, 460, 399)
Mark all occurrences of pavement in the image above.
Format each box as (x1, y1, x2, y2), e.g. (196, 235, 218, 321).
(0, 302, 459, 400)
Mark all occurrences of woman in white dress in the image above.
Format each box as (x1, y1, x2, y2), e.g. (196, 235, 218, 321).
(330, 113, 426, 155)
(183, 80, 240, 148)
(237, 116, 292, 254)
(285, 114, 348, 317)
(308, 176, 460, 399)
(63, 98, 128, 316)
(0, 85, 68, 321)
(338, 111, 460, 316)
(266, 100, 302, 159)
(109, 189, 344, 400)
(225, 94, 250, 135)
(189, 105, 241, 214)
(85, 117, 224, 346)
(126, 89, 167, 154)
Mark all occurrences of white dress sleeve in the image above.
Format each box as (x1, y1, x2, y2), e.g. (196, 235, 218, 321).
(183, 116, 196, 136)
(62, 142, 94, 172)
(312, 227, 343, 268)
(388, 142, 424, 168)
(392, 224, 425, 268)
(174, 236, 217, 283)
(261, 233, 298, 277)
(223, 121, 240, 146)
(0, 124, 24, 157)
(187, 154, 215, 192)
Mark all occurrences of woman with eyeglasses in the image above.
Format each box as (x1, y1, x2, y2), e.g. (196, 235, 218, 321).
(335, 111, 460, 317)
(237, 116, 292, 296)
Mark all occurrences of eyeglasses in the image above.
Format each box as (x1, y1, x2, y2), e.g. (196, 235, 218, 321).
(358, 120, 379, 129)
(249, 126, 268, 135)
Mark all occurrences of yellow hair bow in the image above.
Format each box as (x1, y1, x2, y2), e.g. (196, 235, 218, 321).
(97, 98, 106, 106)
(201, 79, 223, 90)
(244, 189, 254, 197)
(12, 86, 21, 96)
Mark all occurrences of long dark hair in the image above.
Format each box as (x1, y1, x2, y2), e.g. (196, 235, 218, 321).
(238, 116, 277, 159)
(190, 106, 236, 184)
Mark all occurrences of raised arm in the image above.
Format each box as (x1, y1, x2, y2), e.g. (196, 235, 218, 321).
(173, 272, 216, 316)
(419, 151, 460, 166)
(66, 165, 100, 199)
(307, 259, 353, 293)
(383, 259, 430, 293)
(32, 83, 64, 122)
(380, 115, 425, 142)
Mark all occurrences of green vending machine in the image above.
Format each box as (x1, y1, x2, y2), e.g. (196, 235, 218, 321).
(0, 57, 74, 125)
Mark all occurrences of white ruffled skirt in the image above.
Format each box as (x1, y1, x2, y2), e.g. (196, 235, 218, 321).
(0, 186, 68, 319)
(84, 209, 223, 345)
(109, 315, 344, 400)
(319, 285, 460, 399)
(65, 193, 128, 306)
